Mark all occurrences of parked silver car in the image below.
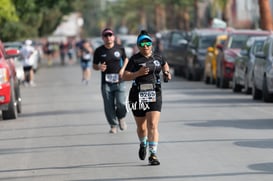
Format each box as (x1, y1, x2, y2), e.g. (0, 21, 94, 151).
(232, 36, 268, 94)
(252, 35, 273, 102)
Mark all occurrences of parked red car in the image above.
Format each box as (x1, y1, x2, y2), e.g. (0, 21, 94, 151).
(216, 29, 270, 88)
(0, 40, 22, 120)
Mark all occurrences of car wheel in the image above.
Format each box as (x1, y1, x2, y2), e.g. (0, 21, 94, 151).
(216, 77, 220, 88)
(203, 65, 209, 84)
(15, 81, 22, 113)
(185, 65, 192, 81)
(232, 75, 242, 93)
(262, 76, 273, 102)
(219, 75, 227, 88)
(245, 73, 254, 94)
(192, 70, 199, 81)
(2, 84, 18, 120)
(244, 74, 251, 94)
(204, 74, 210, 84)
(252, 82, 262, 100)
(174, 66, 182, 77)
(209, 71, 215, 84)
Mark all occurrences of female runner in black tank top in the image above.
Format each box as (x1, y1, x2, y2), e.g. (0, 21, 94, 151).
(123, 30, 171, 165)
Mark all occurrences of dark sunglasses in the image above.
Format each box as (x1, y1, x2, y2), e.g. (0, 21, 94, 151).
(103, 33, 113, 37)
(139, 42, 152, 47)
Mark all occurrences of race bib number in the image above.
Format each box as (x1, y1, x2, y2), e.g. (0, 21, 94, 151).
(139, 90, 156, 102)
(105, 74, 119, 83)
(83, 53, 91, 59)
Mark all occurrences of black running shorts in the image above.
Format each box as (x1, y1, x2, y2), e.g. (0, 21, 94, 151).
(129, 84, 162, 117)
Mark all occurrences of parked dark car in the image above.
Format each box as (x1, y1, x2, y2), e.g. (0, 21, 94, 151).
(232, 36, 268, 94)
(216, 29, 270, 88)
(185, 28, 226, 81)
(252, 35, 273, 102)
(159, 30, 190, 76)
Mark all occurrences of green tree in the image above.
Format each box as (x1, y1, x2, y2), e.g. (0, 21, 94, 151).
(0, 0, 80, 41)
(73, 0, 102, 36)
(1, 0, 208, 41)
(0, 0, 19, 40)
(0, 0, 18, 24)
(97, 0, 195, 34)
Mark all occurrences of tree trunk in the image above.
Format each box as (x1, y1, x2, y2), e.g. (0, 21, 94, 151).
(194, 0, 199, 28)
(222, 0, 231, 27)
(259, 0, 273, 30)
(155, 4, 166, 31)
(139, 7, 147, 31)
(182, 7, 190, 31)
(166, 4, 176, 29)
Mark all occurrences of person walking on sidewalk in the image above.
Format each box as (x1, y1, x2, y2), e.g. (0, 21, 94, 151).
(122, 30, 171, 165)
(93, 28, 128, 134)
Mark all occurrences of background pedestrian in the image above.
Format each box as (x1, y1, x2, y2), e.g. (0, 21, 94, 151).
(79, 39, 93, 85)
(20, 39, 36, 87)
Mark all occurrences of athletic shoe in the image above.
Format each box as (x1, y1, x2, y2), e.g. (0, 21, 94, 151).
(109, 126, 117, 134)
(82, 79, 89, 85)
(29, 81, 36, 87)
(148, 153, 160, 166)
(138, 143, 147, 160)
(118, 118, 127, 130)
(23, 81, 29, 87)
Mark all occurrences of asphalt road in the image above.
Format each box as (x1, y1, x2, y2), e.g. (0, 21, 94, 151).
(0, 59, 273, 181)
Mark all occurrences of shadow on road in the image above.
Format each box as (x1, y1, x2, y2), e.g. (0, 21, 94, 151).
(185, 119, 273, 130)
(234, 139, 273, 149)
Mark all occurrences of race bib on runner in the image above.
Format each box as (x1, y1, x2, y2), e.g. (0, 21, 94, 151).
(139, 90, 156, 102)
(83, 53, 91, 60)
(105, 74, 119, 83)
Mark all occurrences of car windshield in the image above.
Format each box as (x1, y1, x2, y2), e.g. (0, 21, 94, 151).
(199, 35, 216, 49)
(227, 34, 249, 49)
